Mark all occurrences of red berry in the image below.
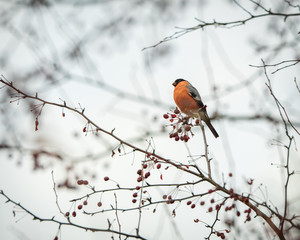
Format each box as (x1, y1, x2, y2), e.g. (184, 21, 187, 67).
(83, 180, 89, 185)
(163, 195, 167, 199)
(136, 186, 141, 190)
(77, 205, 82, 210)
(77, 180, 83, 185)
(163, 114, 169, 119)
(104, 176, 109, 181)
(195, 119, 200, 124)
(132, 199, 137, 203)
(208, 207, 213, 212)
(35, 118, 39, 131)
(157, 164, 161, 169)
(236, 211, 241, 217)
(191, 204, 196, 209)
(143, 163, 148, 169)
(174, 108, 180, 114)
(187, 201, 192, 205)
(145, 172, 150, 178)
(65, 212, 70, 217)
(171, 114, 176, 118)
(210, 198, 215, 203)
(97, 201, 102, 207)
(137, 169, 142, 175)
(54, 236, 58, 240)
(72, 211, 76, 217)
(137, 176, 143, 182)
(183, 135, 190, 142)
(175, 136, 180, 141)
(133, 192, 138, 198)
(83, 127, 86, 132)
(185, 125, 191, 131)
(200, 201, 205, 206)
(83, 200, 88, 205)
(215, 204, 220, 210)
(229, 173, 233, 177)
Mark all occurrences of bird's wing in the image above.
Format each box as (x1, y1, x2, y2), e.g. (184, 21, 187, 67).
(186, 82, 204, 108)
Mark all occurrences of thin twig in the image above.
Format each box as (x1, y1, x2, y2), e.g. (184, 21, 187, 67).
(294, 77, 300, 93)
(264, 84, 299, 135)
(51, 171, 65, 216)
(199, 121, 211, 179)
(114, 193, 121, 240)
(262, 60, 295, 237)
(250, 59, 300, 74)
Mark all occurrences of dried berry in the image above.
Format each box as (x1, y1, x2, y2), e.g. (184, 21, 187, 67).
(104, 176, 109, 181)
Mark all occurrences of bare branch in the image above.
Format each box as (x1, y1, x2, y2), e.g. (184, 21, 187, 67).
(0, 190, 146, 240)
(143, 11, 300, 50)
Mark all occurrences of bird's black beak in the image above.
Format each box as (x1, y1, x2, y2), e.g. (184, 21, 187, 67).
(172, 82, 176, 87)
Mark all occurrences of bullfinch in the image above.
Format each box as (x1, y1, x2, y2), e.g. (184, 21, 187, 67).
(172, 79, 219, 138)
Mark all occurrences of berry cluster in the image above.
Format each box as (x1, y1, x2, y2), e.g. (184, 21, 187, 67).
(162, 194, 175, 204)
(215, 231, 226, 239)
(65, 197, 103, 219)
(77, 179, 89, 185)
(163, 108, 199, 142)
(135, 154, 163, 184)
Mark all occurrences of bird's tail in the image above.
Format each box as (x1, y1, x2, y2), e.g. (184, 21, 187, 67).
(205, 121, 219, 138)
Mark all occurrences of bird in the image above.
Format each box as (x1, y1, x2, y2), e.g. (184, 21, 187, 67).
(172, 79, 219, 138)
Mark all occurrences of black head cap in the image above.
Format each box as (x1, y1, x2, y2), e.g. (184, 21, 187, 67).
(172, 79, 186, 87)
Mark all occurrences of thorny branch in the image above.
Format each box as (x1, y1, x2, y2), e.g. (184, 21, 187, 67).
(261, 63, 300, 136)
(143, 1, 300, 50)
(0, 190, 147, 240)
(262, 60, 297, 236)
(250, 59, 300, 74)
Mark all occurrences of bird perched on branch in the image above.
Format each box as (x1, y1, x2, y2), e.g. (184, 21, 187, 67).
(172, 79, 219, 138)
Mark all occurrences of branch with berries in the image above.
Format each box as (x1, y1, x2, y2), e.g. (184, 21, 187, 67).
(0, 75, 298, 239)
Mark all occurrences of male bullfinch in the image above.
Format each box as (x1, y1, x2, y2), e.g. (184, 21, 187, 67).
(172, 79, 219, 138)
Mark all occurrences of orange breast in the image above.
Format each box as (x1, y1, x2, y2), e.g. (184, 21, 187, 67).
(173, 82, 199, 115)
